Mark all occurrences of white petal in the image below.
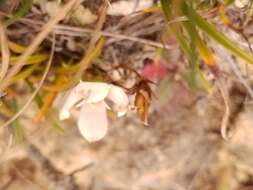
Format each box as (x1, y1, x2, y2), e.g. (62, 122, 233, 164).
(59, 81, 109, 120)
(77, 102, 108, 142)
(117, 111, 127, 117)
(59, 89, 84, 120)
(76, 81, 110, 103)
(106, 85, 129, 117)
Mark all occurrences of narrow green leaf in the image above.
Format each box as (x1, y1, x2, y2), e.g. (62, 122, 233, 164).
(183, 67, 212, 92)
(11, 64, 39, 83)
(5, 0, 33, 26)
(175, 30, 191, 56)
(182, 15, 215, 65)
(160, 0, 172, 19)
(199, 0, 219, 7)
(9, 100, 24, 142)
(180, 12, 212, 92)
(10, 53, 49, 65)
(26, 79, 43, 107)
(224, 0, 235, 6)
(50, 118, 64, 133)
(184, 2, 253, 64)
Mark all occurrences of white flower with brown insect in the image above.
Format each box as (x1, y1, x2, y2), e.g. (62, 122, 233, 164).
(59, 81, 129, 142)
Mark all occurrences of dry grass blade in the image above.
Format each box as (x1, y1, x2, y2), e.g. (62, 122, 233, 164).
(0, 20, 10, 81)
(216, 80, 231, 140)
(218, 48, 253, 99)
(0, 0, 81, 92)
(33, 91, 57, 122)
(229, 59, 253, 99)
(0, 11, 172, 49)
(0, 34, 56, 128)
(72, 3, 108, 83)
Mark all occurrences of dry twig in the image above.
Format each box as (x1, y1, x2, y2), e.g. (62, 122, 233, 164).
(216, 79, 231, 140)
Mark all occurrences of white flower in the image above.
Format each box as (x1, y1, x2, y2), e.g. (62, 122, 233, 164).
(59, 81, 129, 142)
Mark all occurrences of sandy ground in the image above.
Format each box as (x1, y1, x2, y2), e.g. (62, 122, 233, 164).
(0, 82, 253, 190)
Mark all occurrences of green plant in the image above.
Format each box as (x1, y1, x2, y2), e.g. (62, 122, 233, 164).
(160, 0, 253, 89)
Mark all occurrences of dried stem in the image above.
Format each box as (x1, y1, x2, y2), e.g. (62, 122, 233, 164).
(72, 3, 108, 84)
(0, 20, 10, 81)
(0, 11, 172, 49)
(216, 79, 231, 140)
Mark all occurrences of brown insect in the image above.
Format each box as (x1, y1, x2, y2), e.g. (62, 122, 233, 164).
(106, 64, 154, 125)
(133, 80, 153, 125)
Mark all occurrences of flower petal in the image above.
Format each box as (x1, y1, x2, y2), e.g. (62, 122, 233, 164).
(76, 81, 110, 103)
(59, 89, 84, 120)
(106, 85, 129, 117)
(77, 102, 108, 142)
